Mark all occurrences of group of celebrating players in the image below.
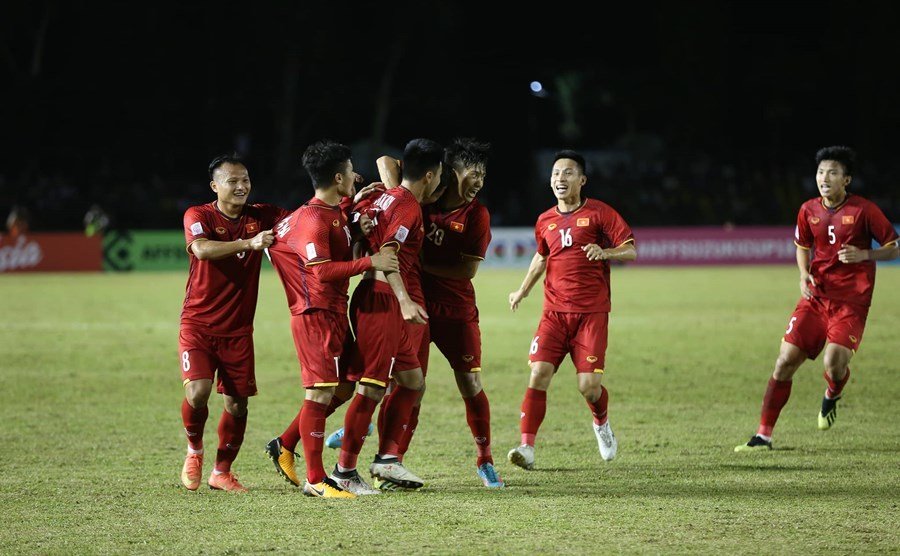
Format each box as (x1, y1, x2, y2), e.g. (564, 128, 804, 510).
(176, 141, 899, 498)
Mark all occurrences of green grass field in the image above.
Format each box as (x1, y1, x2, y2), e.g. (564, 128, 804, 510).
(2, 266, 899, 554)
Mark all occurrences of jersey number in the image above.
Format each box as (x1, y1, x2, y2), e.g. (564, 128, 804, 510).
(827, 225, 836, 245)
(559, 228, 573, 247)
(426, 223, 445, 246)
(181, 351, 191, 372)
(530, 336, 540, 355)
(275, 217, 291, 238)
(785, 317, 797, 335)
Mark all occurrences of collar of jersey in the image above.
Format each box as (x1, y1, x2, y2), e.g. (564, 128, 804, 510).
(820, 193, 851, 213)
(555, 198, 588, 216)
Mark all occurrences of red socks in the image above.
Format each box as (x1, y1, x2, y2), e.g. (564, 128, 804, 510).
(464, 390, 493, 466)
(825, 367, 850, 399)
(520, 388, 547, 447)
(757, 377, 792, 438)
(586, 386, 609, 426)
(397, 405, 421, 459)
(338, 394, 379, 470)
(279, 410, 302, 452)
(299, 400, 328, 484)
(378, 386, 420, 456)
(215, 410, 247, 473)
(181, 398, 208, 452)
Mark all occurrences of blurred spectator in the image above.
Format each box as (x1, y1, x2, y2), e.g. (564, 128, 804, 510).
(6, 205, 31, 236)
(83, 204, 110, 237)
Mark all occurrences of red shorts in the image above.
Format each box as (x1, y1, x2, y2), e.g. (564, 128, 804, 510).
(423, 302, 482, 374)
(290, 310, 348, 388)
(783, 296, 868, 359)
(529, 311, 608, 373)
(345, 279, 423, 387)
(178, 327, 257, 397)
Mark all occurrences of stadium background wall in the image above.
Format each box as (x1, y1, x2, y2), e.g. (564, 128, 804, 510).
(1, 227, 897, 273)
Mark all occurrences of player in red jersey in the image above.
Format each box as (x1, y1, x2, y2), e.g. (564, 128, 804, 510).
(263, 141, 399, 498)
(507, 150, 636, 469)
(365, 139, 503, 488)
(178, 154, 289, 492)
(330, 139, 443, 492)
(736, 146, 899, 451)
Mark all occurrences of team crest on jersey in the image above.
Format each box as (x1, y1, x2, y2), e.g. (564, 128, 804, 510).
(548, 223, 558, 231)
(586, 355, 598, 363)
(809, 217, 820, 225)
(577, 218, 590, 227)
(842, 215, 855, 225)
(215, 226, 227, 235)
(462, 355, 474, 362)
(332, 219, 340, 227)
(450, 221, 465, 233)
(246, 222, 259, 234)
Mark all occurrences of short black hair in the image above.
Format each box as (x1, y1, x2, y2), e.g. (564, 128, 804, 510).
(445, 138, 491, 171)
(301, 140, 352, 188)
(553, 150, 586, 174)
(815, 145, 856, 176)
(208, 153, 245, 180)
(401, 138, 444, 181)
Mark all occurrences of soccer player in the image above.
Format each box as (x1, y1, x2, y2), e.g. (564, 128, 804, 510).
(367, 139, 503, 488)
(507, 150, 636, 470)
(735, 146, 899, 451)
(179, 154, 288, 492)
(264, 140, 399, 498)
(330, 138, 443, 493)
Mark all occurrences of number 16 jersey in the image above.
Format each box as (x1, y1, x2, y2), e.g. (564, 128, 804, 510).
(535, 198, 634, 314)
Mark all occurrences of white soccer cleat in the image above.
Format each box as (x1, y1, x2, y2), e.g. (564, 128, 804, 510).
(593, 422, 617, 461)
(369, 458, 425, 489)
(330, 467, 381, 495)
(507, 444, 535, 470)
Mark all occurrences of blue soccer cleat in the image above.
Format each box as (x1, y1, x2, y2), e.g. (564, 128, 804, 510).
(476, 462, 505, 488)
(325, 423, 375, 449)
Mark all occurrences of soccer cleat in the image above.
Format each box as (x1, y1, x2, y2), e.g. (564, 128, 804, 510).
(181, 452, 203, 491)
(369, 457, 425, 489)
(302, 477, 356, 499)
(593, 421, 618, 461)
(476, 462, 505, 488)
(325, 423, 375, 450)
(818, 395, 840, 430)
(264, 437, 300, 487)
(208, 470, 248, 492)
(330, 466, 381, 495)
(734, 435, 773, 452)
(507, 444, 535, 470)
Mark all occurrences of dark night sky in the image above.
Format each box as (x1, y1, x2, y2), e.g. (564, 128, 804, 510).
(2, 1, 899, 228)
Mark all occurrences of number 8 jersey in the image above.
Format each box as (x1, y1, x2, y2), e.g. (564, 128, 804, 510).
(535, 198, 634, 313)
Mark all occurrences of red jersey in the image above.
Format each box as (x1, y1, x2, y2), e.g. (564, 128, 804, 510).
(268, 198, 358, 315)
(181, 202, 288, 336)
(355, 186, 425, 304)
(795, 194, 898, 307)
(535, 198, 634, 313)
(422, 199, 491, 308)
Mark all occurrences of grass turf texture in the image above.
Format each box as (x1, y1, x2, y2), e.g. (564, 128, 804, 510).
(1, 266, 898, 553)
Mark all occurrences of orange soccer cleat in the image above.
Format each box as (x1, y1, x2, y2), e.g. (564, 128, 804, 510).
(208, 470, 248, 493)
(181, 453, 203, 491)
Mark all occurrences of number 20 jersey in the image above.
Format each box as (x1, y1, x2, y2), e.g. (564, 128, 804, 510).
(535, 198, 634, 314)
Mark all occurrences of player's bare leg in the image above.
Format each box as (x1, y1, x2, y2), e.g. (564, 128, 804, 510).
(819, 344, 852, 430)
(578, 373, 616, 461)
(456, 371, 503, 487)
(181, 379, 212, 490)
(736, 342, 806, 452)
(508, 362, 555, 470)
